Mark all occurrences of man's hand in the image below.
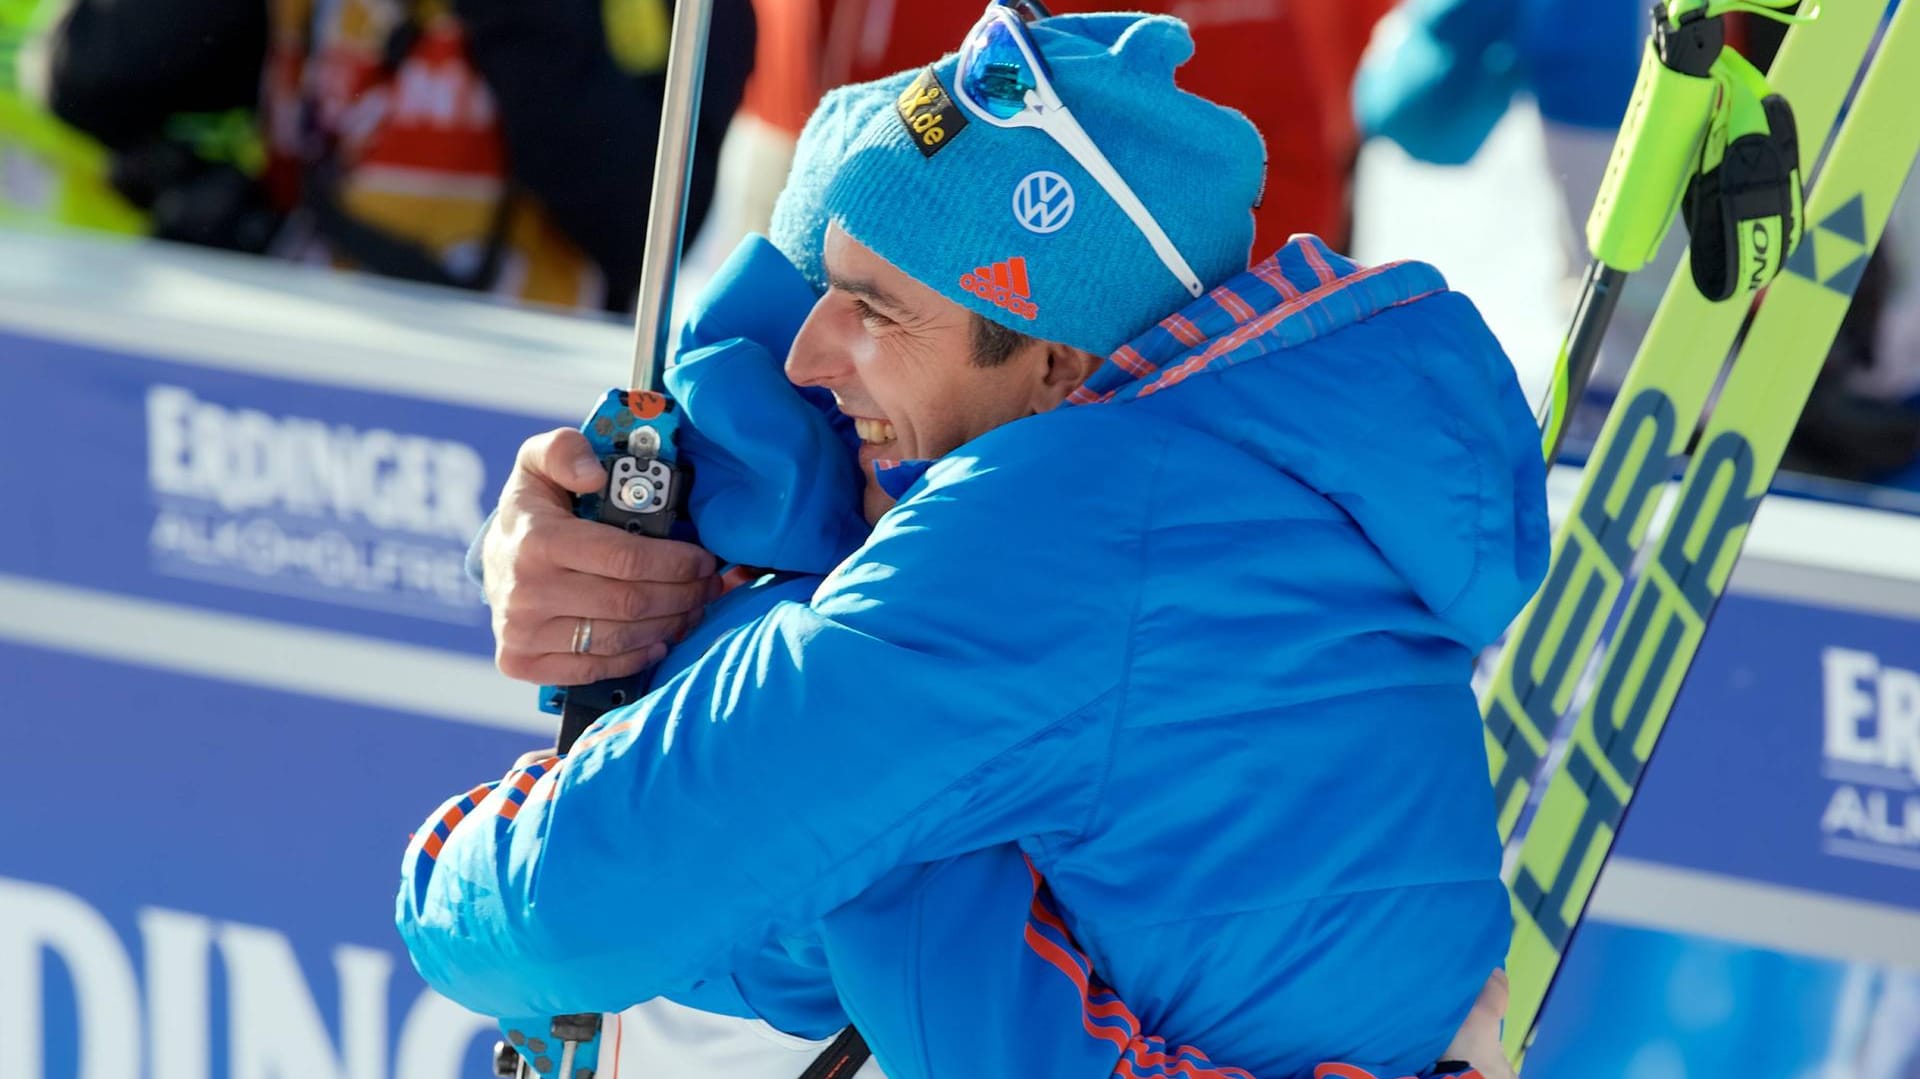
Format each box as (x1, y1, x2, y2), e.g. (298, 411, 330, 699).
(1439, 969, 1514, 1079)
(485, 428, 720, 685)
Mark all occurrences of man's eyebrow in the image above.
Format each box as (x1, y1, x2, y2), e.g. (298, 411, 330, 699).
(827, 273, 911, 317)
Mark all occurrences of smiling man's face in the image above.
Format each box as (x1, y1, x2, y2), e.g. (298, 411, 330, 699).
(785, 223, 1101, 523)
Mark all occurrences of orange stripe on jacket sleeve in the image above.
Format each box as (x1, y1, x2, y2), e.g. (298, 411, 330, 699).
(1130, 1038, 1255, 1079)
(1028, 895, 1074, 940)
(1024, 924, 1133, 1050)
(1021, 855, 1269, 1079)
(1315, 1064, 1383, 1079)
(1116, 1048, 1251, 1079)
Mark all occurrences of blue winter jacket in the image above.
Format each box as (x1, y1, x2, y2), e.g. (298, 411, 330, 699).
(401, 233, 1548, 1078)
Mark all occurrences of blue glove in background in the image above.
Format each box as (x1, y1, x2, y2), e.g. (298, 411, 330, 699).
(1354, 0, 1643, 164)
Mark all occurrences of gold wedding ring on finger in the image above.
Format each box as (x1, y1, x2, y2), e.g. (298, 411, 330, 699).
(569, 617, 595, 655)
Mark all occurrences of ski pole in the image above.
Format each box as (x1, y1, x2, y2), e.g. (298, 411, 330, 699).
(627, 0, 714, 396)
(493, 2, 715, 1077)
(545, 0, 716, 758)
(1537, 0, 1811, 463)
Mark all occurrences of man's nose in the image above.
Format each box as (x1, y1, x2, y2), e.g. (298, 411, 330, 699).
(784, 299, 852, 388)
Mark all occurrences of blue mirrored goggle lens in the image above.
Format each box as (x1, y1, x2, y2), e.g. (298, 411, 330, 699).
(961, 18, 1041, 120)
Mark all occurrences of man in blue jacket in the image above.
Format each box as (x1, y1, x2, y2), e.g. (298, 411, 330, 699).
(399, 8, 1548, 1078)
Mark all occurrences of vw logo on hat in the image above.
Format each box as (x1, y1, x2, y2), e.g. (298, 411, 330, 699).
(1012, 171, 1075, 235)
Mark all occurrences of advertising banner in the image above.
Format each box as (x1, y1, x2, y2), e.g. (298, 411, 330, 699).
(1, 235, 621, 1079)
(1613, 592, 1920, 911)
(8, 233, 1920, 1079)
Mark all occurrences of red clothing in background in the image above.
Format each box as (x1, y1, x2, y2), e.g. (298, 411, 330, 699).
(742, 0, 1394, 254)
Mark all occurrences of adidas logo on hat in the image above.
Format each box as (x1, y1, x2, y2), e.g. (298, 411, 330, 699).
(959, 257, 1039, 320)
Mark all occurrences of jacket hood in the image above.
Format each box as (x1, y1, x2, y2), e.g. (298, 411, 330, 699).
(1074, 235, 1547, 647)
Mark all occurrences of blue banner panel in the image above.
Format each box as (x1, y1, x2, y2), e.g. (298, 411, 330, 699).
(0, 328, 569, 656)
(1528, 921, 1920, 1079)
(1614, 593, 1920, 911)
(3, 640, 536, 1079)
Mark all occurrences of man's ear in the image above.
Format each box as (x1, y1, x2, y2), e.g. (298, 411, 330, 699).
(1029, 341, 1104, 413)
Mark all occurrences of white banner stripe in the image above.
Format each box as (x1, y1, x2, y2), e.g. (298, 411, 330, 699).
(1590, 857, 1920, 967)
(0, 230, 615, 419)
(0, 573, 549, 735)
(1546, 465, 1920, 591)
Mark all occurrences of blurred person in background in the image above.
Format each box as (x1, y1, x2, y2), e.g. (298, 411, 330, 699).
(35, 0, 754, 311)
(1734, 9, 1920, 489)
(1353, 0, 1668, 414)
(1879, 168, 1920, 393)
(1354, 0, 1650, 261)
(1779, 235, 1920, 486)
(1864, 169, 1920, 495)
(0, 0, 144, 230)
(700, 0, 1395, 264)
(1357, 0, 1920, 487)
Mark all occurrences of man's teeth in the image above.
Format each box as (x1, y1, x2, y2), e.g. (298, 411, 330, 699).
(855, 418, 896, 444)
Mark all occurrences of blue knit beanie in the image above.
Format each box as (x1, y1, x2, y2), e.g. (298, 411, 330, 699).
(816, 13, 1264, 357)
(770, 71, 916, 293)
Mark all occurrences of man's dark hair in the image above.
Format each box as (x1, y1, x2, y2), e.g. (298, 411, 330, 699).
(969, 313, 1036, 368)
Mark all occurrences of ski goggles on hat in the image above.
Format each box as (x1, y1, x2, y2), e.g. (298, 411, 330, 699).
(952, 0, 1205, 298)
